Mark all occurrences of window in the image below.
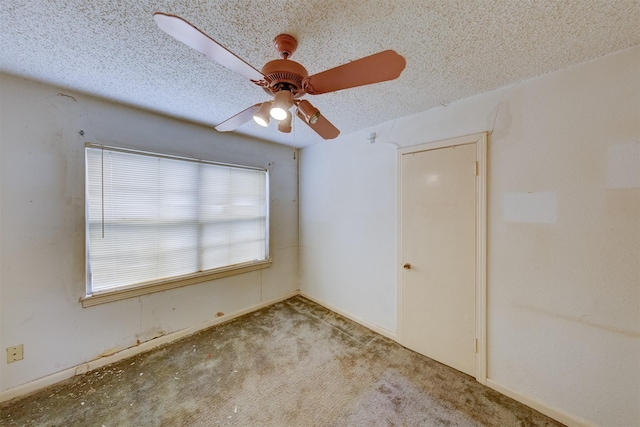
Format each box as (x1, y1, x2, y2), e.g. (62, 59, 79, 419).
(83, 144, 269, 306)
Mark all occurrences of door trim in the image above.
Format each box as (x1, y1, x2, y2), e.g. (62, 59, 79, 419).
(397, 132, 487, 384)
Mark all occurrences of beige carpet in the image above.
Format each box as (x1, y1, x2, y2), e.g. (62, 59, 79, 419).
(0, 296, 563, 426)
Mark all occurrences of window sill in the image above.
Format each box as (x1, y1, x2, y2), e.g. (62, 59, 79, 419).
(81, 260, 272, 308)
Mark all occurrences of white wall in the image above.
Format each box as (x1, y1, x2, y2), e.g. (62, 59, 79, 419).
(299, 138, 399, 333)
(300, 46, 640, 426)
(0, 74, 299, 393)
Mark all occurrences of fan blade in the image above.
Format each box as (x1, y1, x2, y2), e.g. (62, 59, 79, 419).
(215, 104, 262, 132)
(304, 50, 406, 95)
(296, 110, 340, 140)
(154, 12, 264, 82)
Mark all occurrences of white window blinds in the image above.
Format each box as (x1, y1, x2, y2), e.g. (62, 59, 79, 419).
(85, 145, 268, 294)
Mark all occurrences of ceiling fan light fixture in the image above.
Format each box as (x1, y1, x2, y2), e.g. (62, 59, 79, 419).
(270, 90, 294, 120)
(297, 99, 320, 125)
(253, 102, 272, 127)
(278, 111, 292, 133)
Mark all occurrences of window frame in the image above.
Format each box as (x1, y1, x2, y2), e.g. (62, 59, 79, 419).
(81, 143, 271, 308)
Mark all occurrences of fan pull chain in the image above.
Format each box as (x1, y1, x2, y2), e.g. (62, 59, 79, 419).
(292, 109, 297, 160)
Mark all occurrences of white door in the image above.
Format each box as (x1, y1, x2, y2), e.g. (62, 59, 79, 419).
(400, 142, 477, 376)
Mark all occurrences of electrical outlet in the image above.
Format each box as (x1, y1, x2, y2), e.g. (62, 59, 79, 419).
(7, 345, 23, 363)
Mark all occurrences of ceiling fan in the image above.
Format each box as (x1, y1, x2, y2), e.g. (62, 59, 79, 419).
(154, 12, 406, 140)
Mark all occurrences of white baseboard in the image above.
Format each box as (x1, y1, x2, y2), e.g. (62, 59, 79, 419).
(0, 291, 299, 403)
(298, 294, 593, 426)
(299, 292, 398, 341)
(1, 291, 593, 427)
(485, 379, 597, 427)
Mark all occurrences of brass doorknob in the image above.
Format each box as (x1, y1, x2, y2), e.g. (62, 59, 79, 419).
(403, 263, 411, 270)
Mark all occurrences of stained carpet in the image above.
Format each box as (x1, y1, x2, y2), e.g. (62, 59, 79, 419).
(0, 296, 564, 426)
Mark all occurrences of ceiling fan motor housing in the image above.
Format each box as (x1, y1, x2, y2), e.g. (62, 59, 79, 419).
(261, 59, 309, 96)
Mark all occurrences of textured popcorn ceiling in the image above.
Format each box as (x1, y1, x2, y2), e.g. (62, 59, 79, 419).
(1, 1, 638, 147)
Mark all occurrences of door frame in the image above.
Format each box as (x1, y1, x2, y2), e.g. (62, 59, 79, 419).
(397, 132, 487, 384)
